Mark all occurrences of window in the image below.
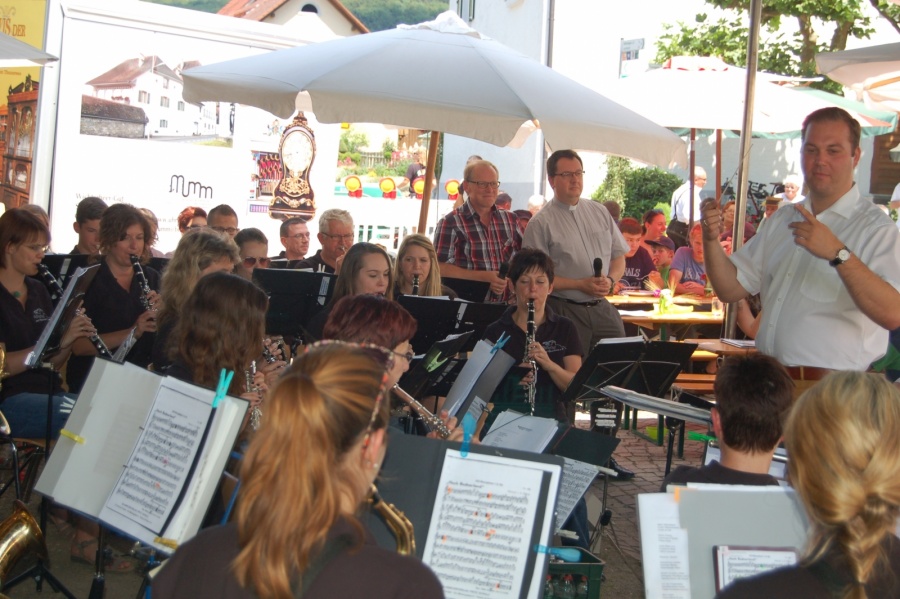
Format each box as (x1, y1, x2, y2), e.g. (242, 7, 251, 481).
(160, 119, 168, 128)
(160, 97, 170, 108)
(177, 101, 185, 111)
(138, 90, 150, 103)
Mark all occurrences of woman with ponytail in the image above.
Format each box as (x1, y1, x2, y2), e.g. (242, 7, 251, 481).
(718, 371, 900, 598)
(152, 342, 444, 599)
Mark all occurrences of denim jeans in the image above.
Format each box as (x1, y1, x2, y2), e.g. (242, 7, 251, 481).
(0, 391, 76, 439)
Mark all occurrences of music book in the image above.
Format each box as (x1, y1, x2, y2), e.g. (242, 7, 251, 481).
(713, 545, 797, 592)
(35, 360, 248, 554)
(443, 339, 515, 422)
(369, 433, 563, 599)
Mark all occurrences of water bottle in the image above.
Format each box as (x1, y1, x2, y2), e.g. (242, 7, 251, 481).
(559, 574, 576, 599)
(575, 575, 589, 598)
(543, 575, 555, 598)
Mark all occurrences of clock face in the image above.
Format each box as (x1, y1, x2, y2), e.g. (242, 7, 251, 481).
(281, 130, 313, 173)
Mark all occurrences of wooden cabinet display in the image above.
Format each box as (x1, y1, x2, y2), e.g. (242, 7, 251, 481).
(1, 75, 38, 210)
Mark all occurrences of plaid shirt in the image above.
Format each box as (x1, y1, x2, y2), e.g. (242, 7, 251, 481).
(433, 201, 522, 301)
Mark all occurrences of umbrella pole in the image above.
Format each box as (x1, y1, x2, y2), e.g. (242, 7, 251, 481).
(417, 132, 441, 234)
(724, 0, 762, 339)
(688, 128, 696, 225)
(715, 129, 722, 202)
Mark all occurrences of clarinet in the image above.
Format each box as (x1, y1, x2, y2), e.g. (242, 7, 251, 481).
(526, 299, 537, 416)
(129, 254, 152, 311)
(391, 384, 452, 439)
(245, 360, 263, 431)
(411, 274, 420, 296)
(37, 263, 113, 359)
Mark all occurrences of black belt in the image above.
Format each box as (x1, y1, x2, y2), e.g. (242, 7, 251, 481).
(553, 296, 604, 307)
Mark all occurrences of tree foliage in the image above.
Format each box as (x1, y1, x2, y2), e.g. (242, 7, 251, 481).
(655, 0, 900, 89)
(591, 158, 681, 219)
(591, 156, 632, 205)
(341, 0, 445, 32)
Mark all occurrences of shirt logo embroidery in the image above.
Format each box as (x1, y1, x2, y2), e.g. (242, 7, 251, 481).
(542, 340, 566, 354)
(32, 308, 49, 324)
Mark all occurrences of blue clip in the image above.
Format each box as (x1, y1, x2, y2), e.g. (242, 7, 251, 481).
(533, 545, 582, 562)
(213, 369, 234, 408)
(460, 413, 476, 457)
(491, 332, 510, 353)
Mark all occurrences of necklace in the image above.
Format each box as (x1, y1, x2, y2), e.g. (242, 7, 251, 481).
(12, 290, 21, 298)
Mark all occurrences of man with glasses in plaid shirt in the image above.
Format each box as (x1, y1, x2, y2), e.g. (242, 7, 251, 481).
(433, 159, 521, 302)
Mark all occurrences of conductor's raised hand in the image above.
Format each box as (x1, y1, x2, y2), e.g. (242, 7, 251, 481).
(700, 198, 723, 240)
(788, 205, 843, 260)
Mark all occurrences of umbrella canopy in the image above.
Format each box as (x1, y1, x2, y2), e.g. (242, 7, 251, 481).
(182, 11, 686, 171)
(0, 32, 57, 67)
(605, 56, 893, 137)
(816, 43, 900, 112)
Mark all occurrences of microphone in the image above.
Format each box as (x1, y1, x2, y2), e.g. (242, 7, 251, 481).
(593, 258, 603, 278)
(498, 262, 509, 280)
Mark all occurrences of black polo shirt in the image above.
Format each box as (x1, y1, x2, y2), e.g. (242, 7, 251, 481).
(292, 250, 334, 274)
(65, 259, 160, 393)
(0, 278, 63, 400)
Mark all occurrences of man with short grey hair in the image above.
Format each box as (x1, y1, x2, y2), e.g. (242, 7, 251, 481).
(294, 209, 354, 273)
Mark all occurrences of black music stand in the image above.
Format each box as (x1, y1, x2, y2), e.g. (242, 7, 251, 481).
(561, 340, 697, 446)
(7, 266, 104, 599)
(397, 296, 464, 354)
(398, 331, 473, 399)
(252, 269, 337, 341)
(441, 276, 490, 303)
(455, 302, 507, 352)
(38, 254, 89, 302)
(148, 256, 170, 274)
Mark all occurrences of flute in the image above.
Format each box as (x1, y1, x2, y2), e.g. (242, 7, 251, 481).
(129, 254, 152, 311)
(525, 299, 537, 416)
(391, 384, 451, 439)
(36, 264, 113, 359)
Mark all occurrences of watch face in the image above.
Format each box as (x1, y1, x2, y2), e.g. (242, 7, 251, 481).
(838, 248, 851, 261)
(281, 130, 313, 173)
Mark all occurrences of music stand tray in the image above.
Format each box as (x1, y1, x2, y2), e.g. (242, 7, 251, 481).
(253, 269, 337, 338)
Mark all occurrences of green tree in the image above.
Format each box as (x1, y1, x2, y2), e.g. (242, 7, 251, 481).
(621, 168, 682, 220)
(591, 156, 633, 207)
(655, 0, 900, 87)
(341, 0, 445, 32)
(338, 128, 368, 166)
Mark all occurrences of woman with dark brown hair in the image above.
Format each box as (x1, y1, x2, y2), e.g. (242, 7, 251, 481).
(152, 342, 445, 598)
(67, 203, 161, 393)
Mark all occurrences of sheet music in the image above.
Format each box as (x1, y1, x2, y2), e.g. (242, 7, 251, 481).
(422, 450, 558, 599)
(101, 380, 211, 534)
(638, 493, 692, 599)
(556, 458, 599, 531)
(715, 546, 797, 591)
(443, 340, 496, 416)
(481, 411, 559, 453)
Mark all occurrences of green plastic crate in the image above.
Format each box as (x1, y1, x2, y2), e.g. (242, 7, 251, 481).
(547, 547, 605, 598)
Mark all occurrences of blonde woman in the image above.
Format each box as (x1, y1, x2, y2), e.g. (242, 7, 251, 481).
(392, 234, 456, 298)
(718, 371, 900, 598)
(152, 342, 444, 598)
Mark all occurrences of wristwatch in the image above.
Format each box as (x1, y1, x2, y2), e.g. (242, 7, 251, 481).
(829, 246, 851, 267)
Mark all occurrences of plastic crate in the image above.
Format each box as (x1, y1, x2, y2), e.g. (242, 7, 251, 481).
(547, 547, 605, 598)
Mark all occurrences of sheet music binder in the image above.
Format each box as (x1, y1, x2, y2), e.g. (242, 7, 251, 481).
(367, 433, 563, 598)
(252, 268, 337, 337)
(34, 360, 249, 554)
(397, 330, 473, 398)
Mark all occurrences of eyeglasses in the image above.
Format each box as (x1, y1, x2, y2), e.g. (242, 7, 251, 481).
(242, 256, 271, 268)
(287, 233, 310, 240)
(553, 170, 584, 179)
(26, 244, 50, 253)
(188, 224, 206, 230)
(466, 180, 501, 190)
(321, 233, 354, 242)
(212, 226, 240, 235)
(303, 340, 395, 449)
(391, 349, 415, 363)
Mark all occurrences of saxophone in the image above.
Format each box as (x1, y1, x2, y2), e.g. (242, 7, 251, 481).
(36, 264, 113, 359)
(411, 274, 419, 296)
(391, 384, 451, 439)
(369, 484, 415, 555)
(525, 299, 537, 416)
(129, 254, 152, 312)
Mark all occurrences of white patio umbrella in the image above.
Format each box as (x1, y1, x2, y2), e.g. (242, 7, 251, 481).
(182, 11, 687, 231)
(816, 43, 900, 112)
(0, 32, 57, 67)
